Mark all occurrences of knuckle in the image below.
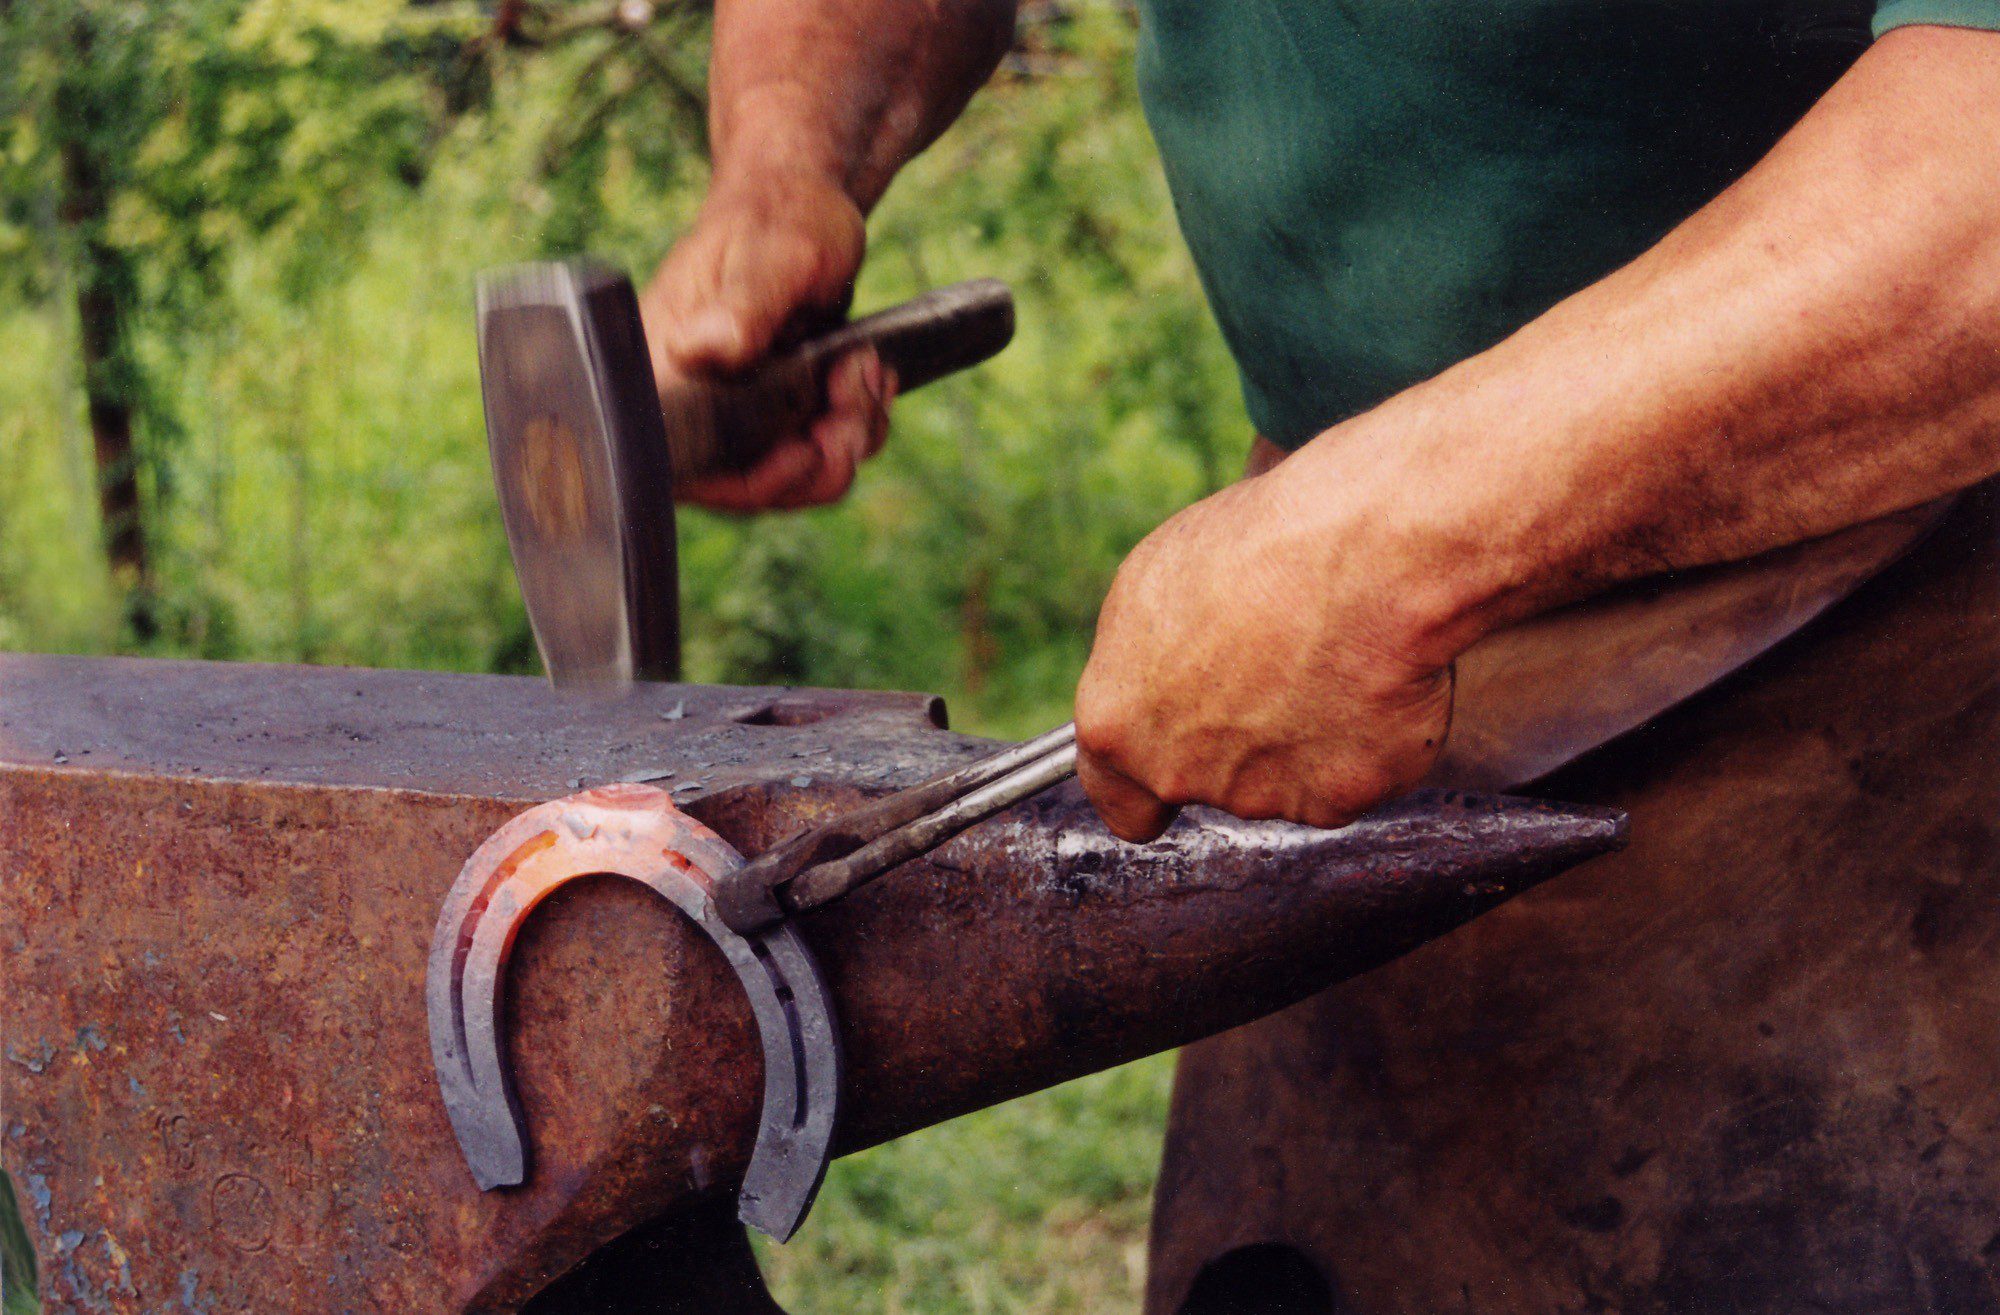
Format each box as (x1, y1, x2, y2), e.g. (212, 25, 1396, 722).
(1214, 780, 1282, 822)
(1150, 765, 1207, 809)
(1316, 771, 1390, 825)
(1305, 800, 1364, 831)
(1072, 700, 1132, 766)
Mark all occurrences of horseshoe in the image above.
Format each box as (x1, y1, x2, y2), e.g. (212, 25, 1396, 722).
(424, 783, 842, 1242)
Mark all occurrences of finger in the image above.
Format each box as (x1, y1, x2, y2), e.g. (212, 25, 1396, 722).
(778, 412, 862, 508)
(823, 347, 887, 460)
(713, 415, 858, 514)
(695, 221, 858, 373)
(857, 353, 898, 459)
(680, 354, 882, 512)
(662, 301, 760, 377)
(676, 438, 823, 513)
(771, 351, 880, 509)
(643, 246, 750, 380)
(1077, 748, 1180, 844)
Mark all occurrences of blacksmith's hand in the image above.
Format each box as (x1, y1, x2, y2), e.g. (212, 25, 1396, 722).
(641, 163, 897, 512)
(1075, 463, 1457, 843)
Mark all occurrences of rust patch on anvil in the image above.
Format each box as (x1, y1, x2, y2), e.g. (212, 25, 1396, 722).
(0, 654, 1623, 1312)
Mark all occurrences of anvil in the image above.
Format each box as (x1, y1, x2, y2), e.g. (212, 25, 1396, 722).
(0, 653, 1622, 1311)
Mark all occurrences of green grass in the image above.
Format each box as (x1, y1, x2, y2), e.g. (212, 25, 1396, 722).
(759, 1056, 1174, 1314)
(0, 1169, 36, 1315)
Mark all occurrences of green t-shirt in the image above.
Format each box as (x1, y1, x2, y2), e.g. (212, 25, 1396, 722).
(1133, 0, 2000, 449)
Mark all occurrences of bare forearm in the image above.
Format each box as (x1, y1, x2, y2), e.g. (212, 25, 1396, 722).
(709, 0, 1015, 208)
(1297, 25, 2000, 662)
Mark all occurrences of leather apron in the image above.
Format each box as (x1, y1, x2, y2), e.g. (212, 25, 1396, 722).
(1146, 478, 2000, 1313)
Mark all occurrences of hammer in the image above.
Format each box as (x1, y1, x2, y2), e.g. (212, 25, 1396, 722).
(468, 260, 1026, 1238)
(477, 260, 1013, 687)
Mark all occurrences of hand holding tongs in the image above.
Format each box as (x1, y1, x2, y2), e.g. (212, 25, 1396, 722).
(713, 723, 1079, 933)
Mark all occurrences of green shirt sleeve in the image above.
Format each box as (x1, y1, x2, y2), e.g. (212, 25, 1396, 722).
(1874, 0, 2000, 36)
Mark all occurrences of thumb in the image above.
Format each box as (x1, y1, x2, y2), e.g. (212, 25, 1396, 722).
(659, 301, 762, 378)
(647, 196, 864, 379)
(648, 263, 788, 380)
(643, 235, 810, 381)
(1077, 747, 1179, 844)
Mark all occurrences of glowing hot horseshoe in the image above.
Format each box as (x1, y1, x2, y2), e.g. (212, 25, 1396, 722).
(424, 783, 842, 1242)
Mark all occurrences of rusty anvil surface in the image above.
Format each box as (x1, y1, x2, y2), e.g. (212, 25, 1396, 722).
(0, 653, 1621, 1313)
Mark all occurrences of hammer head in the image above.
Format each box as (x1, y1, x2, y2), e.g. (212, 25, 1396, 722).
(478, 261, 679, 689)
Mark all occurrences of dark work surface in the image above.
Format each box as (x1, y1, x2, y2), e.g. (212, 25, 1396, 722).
(0, 652, 972, 803)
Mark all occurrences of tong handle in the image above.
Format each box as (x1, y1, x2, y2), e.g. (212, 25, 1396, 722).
(782, 740, 1079, 916)
(715, 722, 1075, 933)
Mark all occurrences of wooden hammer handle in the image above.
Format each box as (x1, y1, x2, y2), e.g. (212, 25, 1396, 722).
(801, 277, 1015, 395)
(671, 280, 1015, 478)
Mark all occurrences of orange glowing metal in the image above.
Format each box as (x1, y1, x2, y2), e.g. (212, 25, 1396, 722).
(425, 783, 842, 1241)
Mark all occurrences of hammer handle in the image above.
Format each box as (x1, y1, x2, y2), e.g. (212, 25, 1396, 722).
(801, 278, 1016, 395)
(673, 279, 1015, 478)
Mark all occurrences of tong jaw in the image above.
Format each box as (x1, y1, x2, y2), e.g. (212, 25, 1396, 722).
(424, 783, 842, 1241)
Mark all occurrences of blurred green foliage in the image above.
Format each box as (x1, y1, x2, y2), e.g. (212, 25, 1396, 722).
(0, 2, 1240, 1309)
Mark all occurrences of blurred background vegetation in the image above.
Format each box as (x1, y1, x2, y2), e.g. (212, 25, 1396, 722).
(0, 0, 1245, 1309)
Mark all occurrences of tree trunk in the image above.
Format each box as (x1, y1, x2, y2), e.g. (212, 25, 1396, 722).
(56, 14, 154, 639)
(74, 264, 146, 595)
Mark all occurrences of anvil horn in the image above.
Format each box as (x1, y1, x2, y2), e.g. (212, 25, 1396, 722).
(428, 770, 1628, 1260)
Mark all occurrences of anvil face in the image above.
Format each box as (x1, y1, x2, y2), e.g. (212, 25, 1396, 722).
(0, 654, 1622, 1313)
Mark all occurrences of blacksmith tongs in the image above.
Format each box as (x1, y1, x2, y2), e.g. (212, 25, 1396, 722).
(713, 723, 1079, 934)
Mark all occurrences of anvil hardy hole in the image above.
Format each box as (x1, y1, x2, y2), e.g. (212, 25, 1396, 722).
(728, 693, 950, 729)
(730, 699, 836, 728)
(1179, 1244, 1342, 1315)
